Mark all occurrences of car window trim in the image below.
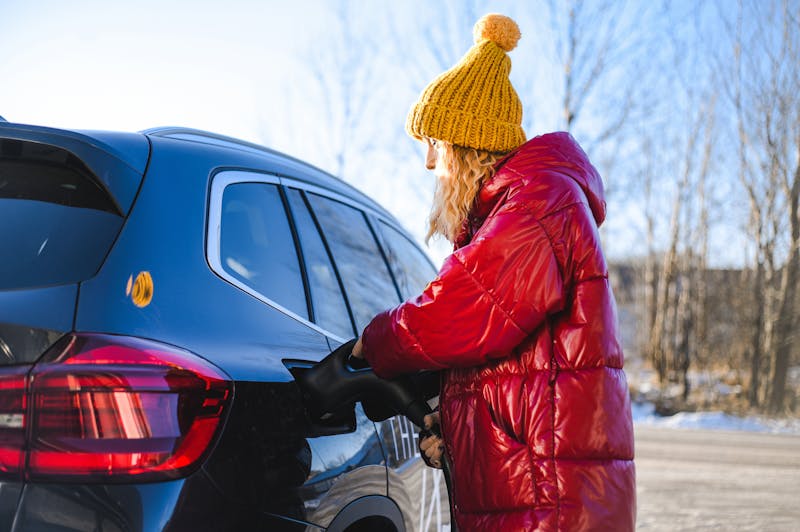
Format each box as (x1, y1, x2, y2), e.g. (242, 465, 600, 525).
(208, 170, 434, 342)
(363, 215, 404, 303)
(374, 217, 438, 273)
(280, 177, 389, 222)
(278, 185, 315, 323)
(283, 176, 437, 302)
(289, 188, 359, 337)
(207, 170, 347, 343)
(281, 177, 430, 266)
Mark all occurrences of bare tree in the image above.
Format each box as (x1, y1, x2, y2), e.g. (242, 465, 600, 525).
(719, 0, 800, 412)
(765, 1, 800, 411)
(549, 0, 634, 133)
(385, 0, 488, 90)
(646, 90, 715, 394)
(302, 1, 384, 179)
(546, 0, 659, 146)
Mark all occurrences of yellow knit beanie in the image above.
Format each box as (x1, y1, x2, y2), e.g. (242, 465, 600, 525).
(406, 13, 526, 153)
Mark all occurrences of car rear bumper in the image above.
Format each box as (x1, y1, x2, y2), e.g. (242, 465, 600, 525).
(2, 470, 314, 531)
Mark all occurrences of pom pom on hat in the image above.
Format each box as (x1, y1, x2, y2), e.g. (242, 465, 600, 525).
(473, 13, 521, 52)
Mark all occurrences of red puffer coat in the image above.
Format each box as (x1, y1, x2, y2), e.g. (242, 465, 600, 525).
(362, 132, 635, 531)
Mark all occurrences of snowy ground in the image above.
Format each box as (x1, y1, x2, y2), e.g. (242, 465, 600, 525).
(632, 401, 800, 435)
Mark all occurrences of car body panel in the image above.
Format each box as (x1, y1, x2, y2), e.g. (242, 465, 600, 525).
(0, 284, 76, 332)
(2, 124, 451, 531)
(378, 417, 452, 532)
(0, 482, 22, 532)
(72, 134, 393, 528)
(74, 136, 333, 382)
(9, 472, 319, 531)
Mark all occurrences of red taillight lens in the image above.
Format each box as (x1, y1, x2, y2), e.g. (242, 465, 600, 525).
(0, 367, 28, 478)
(0, 333, 232, 482)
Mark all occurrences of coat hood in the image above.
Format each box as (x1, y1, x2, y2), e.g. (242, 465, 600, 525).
(476, 131, 607, 226)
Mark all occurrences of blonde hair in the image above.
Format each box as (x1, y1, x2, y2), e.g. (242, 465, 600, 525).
(426, 142, 504, 244)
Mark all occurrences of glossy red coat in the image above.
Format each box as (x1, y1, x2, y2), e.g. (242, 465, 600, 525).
(363, 132, 635, 531)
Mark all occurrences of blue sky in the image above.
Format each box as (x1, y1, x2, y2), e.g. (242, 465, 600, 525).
(1, 0, 315, 137)
(1, 0, 757, 267)
(1, 0, 537, 264)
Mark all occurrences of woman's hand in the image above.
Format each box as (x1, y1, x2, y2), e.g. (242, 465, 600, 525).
(419, 411, 444, 469)
(350, 336, 364, 359)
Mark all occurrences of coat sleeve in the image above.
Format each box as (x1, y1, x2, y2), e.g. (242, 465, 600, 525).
(361, 204, 566, 379)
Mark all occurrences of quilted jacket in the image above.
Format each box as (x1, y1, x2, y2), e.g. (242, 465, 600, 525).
(362, 132, 635, 531)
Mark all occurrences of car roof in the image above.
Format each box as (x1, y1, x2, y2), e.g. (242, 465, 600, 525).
(0, 122, 401, 226)
(142, 126, 399, 224)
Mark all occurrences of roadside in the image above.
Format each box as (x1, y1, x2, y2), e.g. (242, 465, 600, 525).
(635, 425, 800, 531)
(632, 401, 800, 435)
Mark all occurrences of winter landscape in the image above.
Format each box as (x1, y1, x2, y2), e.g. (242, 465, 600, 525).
(2, 1, 798, 530)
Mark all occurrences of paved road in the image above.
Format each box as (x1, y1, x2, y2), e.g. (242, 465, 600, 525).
(635, 425, 800, 531)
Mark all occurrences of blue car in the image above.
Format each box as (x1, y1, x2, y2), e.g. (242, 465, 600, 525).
(0, 122, 451, 531)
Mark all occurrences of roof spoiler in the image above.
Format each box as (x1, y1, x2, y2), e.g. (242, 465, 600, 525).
(0, 123, 146, 215)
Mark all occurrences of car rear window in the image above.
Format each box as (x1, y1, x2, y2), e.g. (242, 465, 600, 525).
(0, 139, 124, 290)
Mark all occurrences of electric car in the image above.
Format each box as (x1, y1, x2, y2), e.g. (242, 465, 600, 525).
(0, 121, 451, 531)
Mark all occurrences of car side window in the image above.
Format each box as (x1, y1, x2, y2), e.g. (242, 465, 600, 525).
(219, 182, 308, 319)
(306, 193, 400, 332)
(285, 188, 355, 339)
(377, 221, 438, 300)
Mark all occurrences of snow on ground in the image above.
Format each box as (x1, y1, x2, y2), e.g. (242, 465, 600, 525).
(632, 401, 800, 435)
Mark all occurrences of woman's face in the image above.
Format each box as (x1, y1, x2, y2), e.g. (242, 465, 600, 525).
(425, 138, 449, 181)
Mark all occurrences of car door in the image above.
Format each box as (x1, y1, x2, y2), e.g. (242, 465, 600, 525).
(280, 183, 399, 528)
(297, 188, 452, 532)
(205, 171, 392, 530)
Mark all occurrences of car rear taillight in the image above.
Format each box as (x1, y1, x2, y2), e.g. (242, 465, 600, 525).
(0, 333, 232, 482)
(0, 367, 28, 476)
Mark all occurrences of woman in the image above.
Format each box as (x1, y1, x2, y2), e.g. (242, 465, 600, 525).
(352, 13, 635, 531)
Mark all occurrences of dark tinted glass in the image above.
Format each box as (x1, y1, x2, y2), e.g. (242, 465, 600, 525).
(0, 323, 62, 364)
(286, 189, 354, 339)
(306, 194, 400, 332)
(377, 222, 437, 300)
(0, 143, 123, 290)
(0, 140, 120, 214)
(220, 183, 308, 319)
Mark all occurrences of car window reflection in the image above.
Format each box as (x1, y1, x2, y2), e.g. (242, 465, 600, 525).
(285, 189, 355, 339)
(306, 194, 399, 332)
(220, 183, 308, 319)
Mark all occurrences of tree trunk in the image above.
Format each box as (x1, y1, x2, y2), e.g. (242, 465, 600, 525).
(768, 142, 800, 413)
(676, 267, 693, 401)
(748, 259, 765, 407)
